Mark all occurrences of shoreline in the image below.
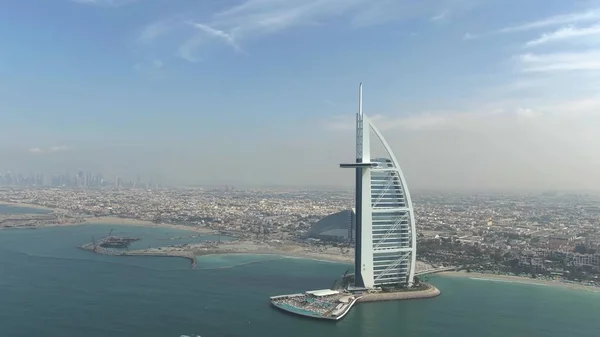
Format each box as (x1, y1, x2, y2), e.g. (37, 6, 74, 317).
(80, 244, 354, 265)
(0, 201, 54, 211)
(440, 271, 600, 292)
(194, 251, 353, 264)
(0, 215, 217, 234)
(10, 200, 598, 292)
(79, 242, 197, 264)
(0, 216, 217, 234)
(0, 201, 217, 235)
(80, 244, 353, 266)
(82, 216, 217, 234)
(0, 202, 351, 264)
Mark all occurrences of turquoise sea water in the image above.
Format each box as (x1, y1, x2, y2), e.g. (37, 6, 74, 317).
(1, 225, 600, 337)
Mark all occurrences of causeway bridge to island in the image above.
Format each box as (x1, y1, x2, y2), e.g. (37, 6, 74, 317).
(415, 266, 456, 276)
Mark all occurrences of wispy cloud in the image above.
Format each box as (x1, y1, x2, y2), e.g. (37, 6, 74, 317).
(430, 10, 448, 22)
(462, 32, 477, 40)
(136, 0, 474, 62)
(152, 59, 164, 69)
(519, 51, 600, 72)
(324, 99, 337, 107)
(28, 146, 70, 154)
(320, 95, 600, 190)
(177, 36, 204, 63)
(187, 22, 246, 54)
(138, 0, 373, 62)
(196, 0, 372, 44)
(138, 20, 176, 44)
(525, 24, 600, 46)
(71, 0, 141, 7)
(466, 8, 600, 41)
(485, 7, 600, 120)
(50, 146, 69, 152)
(499, 9, 600, 33)
(325, 111, 464, 132)
(133, 58, 164, 72)
(323, 96, 600, 134)
(515, 107, 542, 119)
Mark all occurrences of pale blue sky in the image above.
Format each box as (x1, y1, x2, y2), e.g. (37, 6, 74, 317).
(1, 0, 600, 189)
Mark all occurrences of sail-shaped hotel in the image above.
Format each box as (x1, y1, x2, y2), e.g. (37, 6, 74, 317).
(339, 83, 416, 289)
(270, 84, 431, 321)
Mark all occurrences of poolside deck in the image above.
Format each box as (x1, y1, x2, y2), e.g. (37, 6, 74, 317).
(270, 291, 359, 321)
(270, 284, 440, 321)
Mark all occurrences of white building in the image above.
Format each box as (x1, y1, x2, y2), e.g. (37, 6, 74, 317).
(340, 84, 417, 288)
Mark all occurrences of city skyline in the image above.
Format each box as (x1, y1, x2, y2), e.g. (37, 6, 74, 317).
(2, 0, 600, 190)
(0, 170, 163, 189)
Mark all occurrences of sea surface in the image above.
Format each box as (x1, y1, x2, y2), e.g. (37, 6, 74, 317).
(1, 224, 600, 337)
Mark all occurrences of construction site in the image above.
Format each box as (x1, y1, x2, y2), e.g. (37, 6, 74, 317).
(92, 228, 140, 249)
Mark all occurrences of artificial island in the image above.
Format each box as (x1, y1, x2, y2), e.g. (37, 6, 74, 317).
(270, 84, 441, 321)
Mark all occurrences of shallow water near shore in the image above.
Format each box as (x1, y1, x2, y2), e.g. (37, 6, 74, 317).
(1, 225, 600, 337)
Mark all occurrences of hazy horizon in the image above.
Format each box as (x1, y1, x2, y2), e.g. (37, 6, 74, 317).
(2, 0, 600, 191)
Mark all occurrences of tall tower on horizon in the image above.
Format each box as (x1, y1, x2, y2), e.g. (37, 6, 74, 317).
(340, 84, 417, 288)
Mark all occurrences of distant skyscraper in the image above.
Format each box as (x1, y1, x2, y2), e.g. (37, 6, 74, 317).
(77, 170, 84, 187)
(340, 84, 417, 288)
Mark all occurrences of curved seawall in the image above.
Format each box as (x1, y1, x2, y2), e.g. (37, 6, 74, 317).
(357, 285, 440, 303)
(79, 242, 197, 265)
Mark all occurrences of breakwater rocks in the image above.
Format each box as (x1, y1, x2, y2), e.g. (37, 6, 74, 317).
(79, 242, 197, 265)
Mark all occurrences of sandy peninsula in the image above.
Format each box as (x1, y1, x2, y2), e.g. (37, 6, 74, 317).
(83, 216, 217, 234)
(440, 271, 600, 292)
(0, 201, 54, 211)
(195, 250, 353, 264)
(0, 201, 217, 234)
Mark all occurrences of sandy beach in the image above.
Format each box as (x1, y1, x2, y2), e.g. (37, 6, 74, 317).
(80, 242, 353, 265)
(192, 239, 355, 264)
(195, 250, 353, 264)
(2, 202, 348, 264)
(440, 271, 600, 292)
(0, 201, 217, 234)
(0, 201, 54, 211)
(279, 251, 353, 264)
(0, 221, 86, 230)
(83, 216, 217, 234)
